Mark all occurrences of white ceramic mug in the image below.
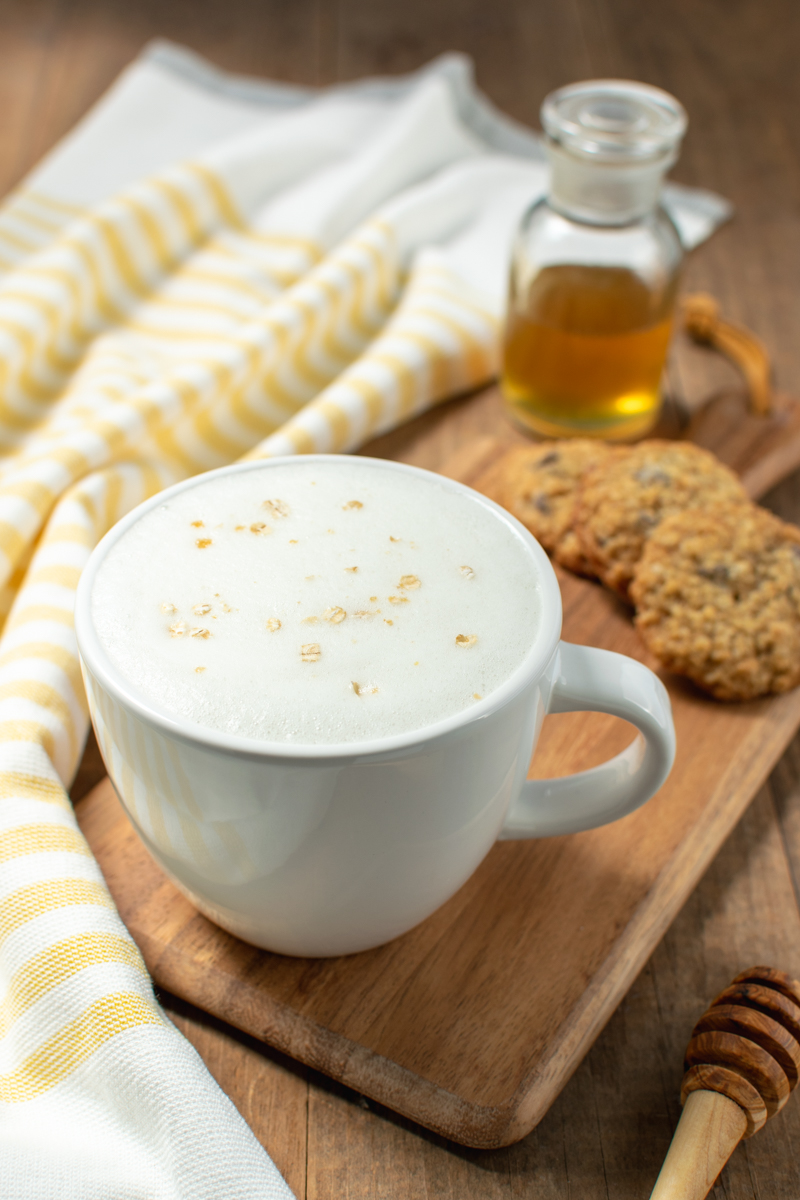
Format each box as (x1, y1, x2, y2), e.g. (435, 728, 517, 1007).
(75, 457, 675, 957)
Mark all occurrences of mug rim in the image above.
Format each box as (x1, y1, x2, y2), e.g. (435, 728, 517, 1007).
(75, 455, 563, 761)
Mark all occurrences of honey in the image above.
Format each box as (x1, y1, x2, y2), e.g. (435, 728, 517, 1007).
(501, 263, 678, 440)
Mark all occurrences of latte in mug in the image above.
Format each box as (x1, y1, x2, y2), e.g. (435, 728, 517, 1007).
(91, 458, 541, 746)
(79, 456, 674, 955)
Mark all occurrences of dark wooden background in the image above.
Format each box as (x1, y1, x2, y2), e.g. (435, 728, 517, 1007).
(6, 0, 800, 1195)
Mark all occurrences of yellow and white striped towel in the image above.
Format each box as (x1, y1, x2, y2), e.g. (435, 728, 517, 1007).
(0, 42, 730, 1198)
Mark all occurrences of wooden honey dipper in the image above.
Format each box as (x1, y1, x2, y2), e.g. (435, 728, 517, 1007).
(650, 966, 800, 1198)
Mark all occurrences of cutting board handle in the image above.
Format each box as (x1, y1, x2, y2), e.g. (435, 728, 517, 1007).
(499, 642, 676, 840)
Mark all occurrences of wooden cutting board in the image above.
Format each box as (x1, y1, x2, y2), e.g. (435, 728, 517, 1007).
(77, 389, 800, 1150)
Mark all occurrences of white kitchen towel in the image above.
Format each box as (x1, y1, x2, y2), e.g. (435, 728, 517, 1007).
(0, 41, 731, 1199)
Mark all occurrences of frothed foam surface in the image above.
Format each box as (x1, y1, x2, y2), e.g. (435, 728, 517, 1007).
(91, 460, 541, 745)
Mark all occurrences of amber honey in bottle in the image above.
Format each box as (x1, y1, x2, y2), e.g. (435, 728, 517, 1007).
(502, 80, 687, 440)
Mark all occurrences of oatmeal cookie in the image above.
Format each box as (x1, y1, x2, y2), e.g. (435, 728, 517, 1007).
(573, 440, 748, 599)
(503, 440, 621, 576)
(631, 503, 800, 700)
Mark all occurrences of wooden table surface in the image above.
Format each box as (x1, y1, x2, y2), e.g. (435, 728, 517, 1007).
(7, 0, 800, 1194)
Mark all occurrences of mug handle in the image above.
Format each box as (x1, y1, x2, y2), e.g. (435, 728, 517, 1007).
(499, 641, 676, 840)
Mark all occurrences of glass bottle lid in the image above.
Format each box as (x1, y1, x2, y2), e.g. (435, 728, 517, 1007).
(541, 80, 687, 165)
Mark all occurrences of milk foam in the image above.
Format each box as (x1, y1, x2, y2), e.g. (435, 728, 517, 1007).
(91, 460, 541, 744)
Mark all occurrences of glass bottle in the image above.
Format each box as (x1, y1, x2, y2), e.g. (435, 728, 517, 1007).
(502, 80, 687, 440)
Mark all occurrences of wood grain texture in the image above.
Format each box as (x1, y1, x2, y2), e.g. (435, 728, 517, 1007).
(7, 0, 791, 1192)
(685, 1032, 789, 1118)
(711, 984, 800, 1048)
(681, 1064, 768, 1137)
(729, 968, 800, 1009)
(691, 1007, 800, 1091)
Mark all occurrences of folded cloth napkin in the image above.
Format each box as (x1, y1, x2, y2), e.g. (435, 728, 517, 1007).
(0, 41, 731, 1198)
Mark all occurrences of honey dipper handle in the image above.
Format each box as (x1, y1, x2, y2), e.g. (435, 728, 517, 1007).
(649, 1090, 748, 1200)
